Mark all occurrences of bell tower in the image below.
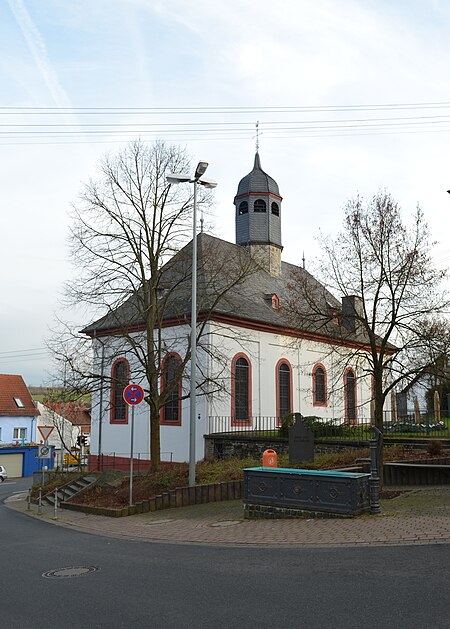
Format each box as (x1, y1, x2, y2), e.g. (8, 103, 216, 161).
(234, 152, 283, 276)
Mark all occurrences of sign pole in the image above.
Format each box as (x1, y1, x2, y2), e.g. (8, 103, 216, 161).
(122, 383, 144, 508)
(129, 405, 135, 506)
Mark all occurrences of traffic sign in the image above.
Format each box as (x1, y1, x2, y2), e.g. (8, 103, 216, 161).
(38, 444, 51, 458)
(38, 426, 55, 441)
(123, 383, 145, 405)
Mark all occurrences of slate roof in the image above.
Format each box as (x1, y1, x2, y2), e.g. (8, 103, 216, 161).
(82, 233, 375, 347)
(0, 374, 40, 417)
(235, 153, 280, 197)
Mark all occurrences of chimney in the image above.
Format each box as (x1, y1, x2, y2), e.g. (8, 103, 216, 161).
(342, 295, 364, 335)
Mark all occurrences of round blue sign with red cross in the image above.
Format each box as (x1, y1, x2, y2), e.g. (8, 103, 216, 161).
(123, 383, 145, 405)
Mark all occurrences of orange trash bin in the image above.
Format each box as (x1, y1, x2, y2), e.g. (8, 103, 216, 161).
(262, 449, 277, 468)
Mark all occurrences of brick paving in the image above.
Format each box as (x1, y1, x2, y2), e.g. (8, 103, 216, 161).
(6, 487, 450, 547)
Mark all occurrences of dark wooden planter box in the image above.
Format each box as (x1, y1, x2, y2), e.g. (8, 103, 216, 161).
(383, 462, 450, 485)
(244, 467, 370, 516)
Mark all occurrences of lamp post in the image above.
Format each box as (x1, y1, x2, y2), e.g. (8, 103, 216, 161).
(167, 162, 217, 486)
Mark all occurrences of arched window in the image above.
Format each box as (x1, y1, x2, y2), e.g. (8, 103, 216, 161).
(253, 199, 266, 213)
(110, 359, 129, 423)
(231, 354, 252, 425)
(271, 202, 280, 216)
(276, 360, 292, 424)
(313, 364, 327, 406)
(238, 201, 248, 215)
(161, 353, 182, 425)
(344, 368, 357, 424)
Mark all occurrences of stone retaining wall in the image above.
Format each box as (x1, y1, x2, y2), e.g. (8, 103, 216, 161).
(62, 479, 243, 518)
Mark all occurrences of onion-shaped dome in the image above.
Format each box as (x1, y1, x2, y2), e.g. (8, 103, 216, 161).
(236, 153, 279, 197)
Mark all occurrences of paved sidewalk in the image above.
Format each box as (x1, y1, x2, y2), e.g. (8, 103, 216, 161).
(5, 487, 450, 547)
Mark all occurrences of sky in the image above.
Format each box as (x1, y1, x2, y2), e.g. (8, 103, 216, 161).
(1, 0, 450, 385)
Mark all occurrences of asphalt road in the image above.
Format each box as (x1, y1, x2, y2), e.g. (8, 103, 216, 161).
(1, 478, 449, 629)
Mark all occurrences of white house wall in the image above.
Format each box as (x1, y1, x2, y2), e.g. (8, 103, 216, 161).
(36, 403, 79, 450)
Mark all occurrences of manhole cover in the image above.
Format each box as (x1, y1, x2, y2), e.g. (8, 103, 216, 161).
(42, 566, 99, 579)
(210, 520, 241, 528)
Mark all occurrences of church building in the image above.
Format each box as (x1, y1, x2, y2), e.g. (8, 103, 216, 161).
(85, 153, 381, 464)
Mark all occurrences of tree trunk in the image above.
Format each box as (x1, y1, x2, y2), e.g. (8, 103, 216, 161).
(150, 407, 161, 471)
(414, 397, 420, 424)
(434, 390, 441, 422)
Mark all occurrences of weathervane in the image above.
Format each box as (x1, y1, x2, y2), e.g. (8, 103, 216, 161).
(255, 120, 260, 153)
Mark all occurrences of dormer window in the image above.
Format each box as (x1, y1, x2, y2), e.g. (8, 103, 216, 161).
(271, 202, 280, 216)
(14, 397, 24, 408)
(238, 201, 248, 215)
(327, 301, 339, 325)
(254, 199, 266, 213)
(264, 293, 280, 309)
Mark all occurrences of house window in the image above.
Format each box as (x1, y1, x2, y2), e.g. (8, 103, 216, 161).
(161, 353, 182, 425)
(253, 199, 266, 213)
(313, 364, 327, 406)
(232, 354, 252, 424)
(238, 201, 248, 215)
(13, 427, 27, 440)
(344, 368, 357, 424)
(276, 360, 292, 424)
(110, 359, 129, 423)
(271, 202, 280, 216)
(14, 397, 24, 408)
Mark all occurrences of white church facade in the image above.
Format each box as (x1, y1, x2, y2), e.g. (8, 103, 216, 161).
(85, 153, 385, 465)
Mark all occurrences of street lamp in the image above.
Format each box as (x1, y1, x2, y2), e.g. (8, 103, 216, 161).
(166, 162, 217, 486)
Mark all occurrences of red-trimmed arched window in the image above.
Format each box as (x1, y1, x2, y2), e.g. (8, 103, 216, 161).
(276, 359, 292, 424)
(344, 368, 357, 424)
(231, 353, 252, 425)
(110, 358, 129, 423)
(312, 363, 327, 406)
(161, 353, 182, 426)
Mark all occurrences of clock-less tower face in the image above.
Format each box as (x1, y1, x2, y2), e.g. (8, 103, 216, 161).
(234, 152, 283, 251)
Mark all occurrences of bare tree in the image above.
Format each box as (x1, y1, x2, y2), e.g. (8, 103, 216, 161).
(287, 190, 449, 433)
(51, 139, 255, 470)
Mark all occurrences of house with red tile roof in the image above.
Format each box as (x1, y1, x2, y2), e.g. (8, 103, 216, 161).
(41, 401, 91, 435)
(0, 374, 40, 444)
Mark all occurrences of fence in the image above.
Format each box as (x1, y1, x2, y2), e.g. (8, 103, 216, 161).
(207, 415, 450, 440)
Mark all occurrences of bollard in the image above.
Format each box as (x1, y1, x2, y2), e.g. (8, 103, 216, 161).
(27, 488, 31, 511)
(369, 427, 382, 514)
(53, 488, 58, 520)
(38, 487, 42, 515)
(262, 449, 278, 468)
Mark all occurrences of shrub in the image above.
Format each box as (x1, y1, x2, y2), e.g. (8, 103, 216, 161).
(427, 440, 443, 457)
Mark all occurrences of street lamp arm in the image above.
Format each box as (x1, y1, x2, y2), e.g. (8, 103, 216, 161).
(166, 173, 192, 184)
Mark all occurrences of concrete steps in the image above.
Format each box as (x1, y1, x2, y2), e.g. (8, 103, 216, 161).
(43, 475, 96, 506)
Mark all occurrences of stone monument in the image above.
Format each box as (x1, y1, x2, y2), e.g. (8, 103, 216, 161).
(289, 413, 314, 465)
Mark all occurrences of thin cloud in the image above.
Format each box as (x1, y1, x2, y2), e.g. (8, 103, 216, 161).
(7, 0, 72, 108)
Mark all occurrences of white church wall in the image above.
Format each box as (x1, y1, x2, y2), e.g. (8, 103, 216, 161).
(90, 325, 206, 463)
(207, 321, 377, 424)
(90, 319, 386, 465)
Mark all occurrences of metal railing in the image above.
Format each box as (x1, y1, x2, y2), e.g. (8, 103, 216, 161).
(207, 416, 284, 436)
(207, 414, 450, 440)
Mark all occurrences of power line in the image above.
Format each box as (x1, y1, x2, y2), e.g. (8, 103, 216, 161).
(2, 101, 450, 113)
